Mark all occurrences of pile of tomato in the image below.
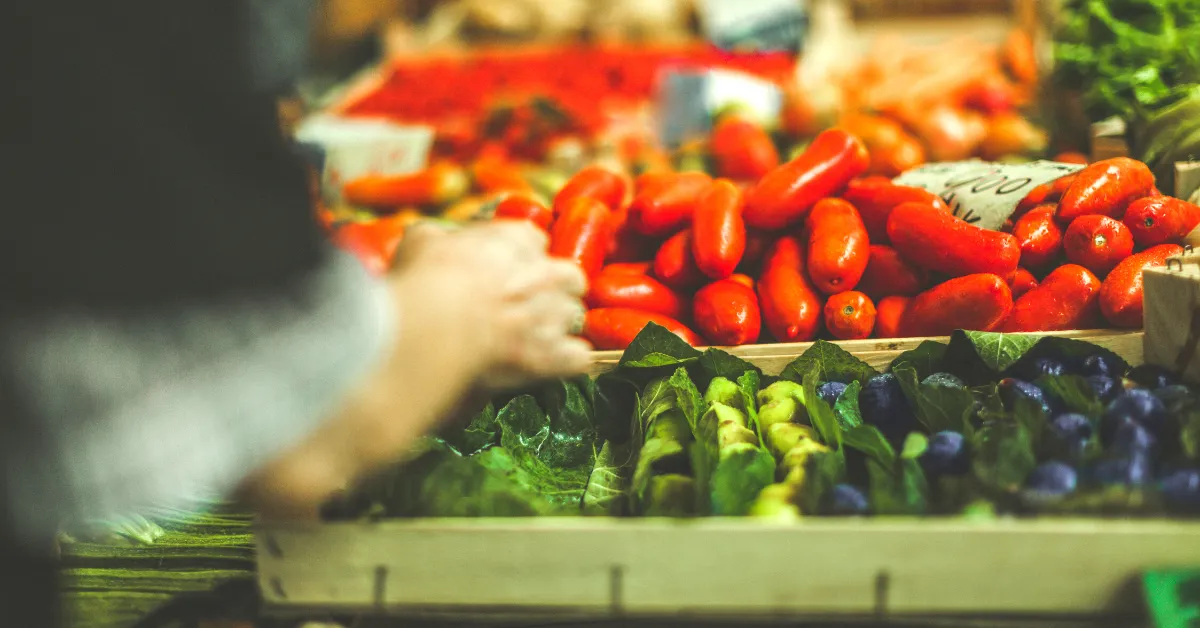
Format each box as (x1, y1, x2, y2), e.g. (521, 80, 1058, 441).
(486, 116, 1200, 350)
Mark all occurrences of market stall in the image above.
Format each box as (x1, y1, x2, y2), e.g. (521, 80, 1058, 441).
(57, 0, 1200, 626)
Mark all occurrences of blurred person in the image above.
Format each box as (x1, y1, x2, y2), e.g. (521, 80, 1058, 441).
(10, 1, 591, 625)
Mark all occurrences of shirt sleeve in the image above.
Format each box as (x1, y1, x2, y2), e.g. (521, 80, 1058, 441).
(0, 249, 394, 545)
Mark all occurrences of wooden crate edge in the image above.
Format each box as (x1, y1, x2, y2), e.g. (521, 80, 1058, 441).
(588, 330, 1146, 376)
(255, 517, 1200, 617)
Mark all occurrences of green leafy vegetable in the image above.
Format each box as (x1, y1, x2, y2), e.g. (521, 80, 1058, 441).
(796, 449, 846, 515)
(802, 370, 844, 450)
(631, 370, 700, 516)
(781, 340, 878, 386)
(893, 365, 976, 434)
(1053, 0, 1200, 123)
(890, 340, 948, 381)
(619, 322, 702, 369)
(945, 331, 1040, 383)
(581, 441, 635, 516)
(843, 424, 897, 469)
(971, 420, 1037, 494)
(538, 378, 600, 469)
(698, 348, 761, 384)
(833, 380, 864, 432)
(450, 402, 499, 456)
(1007, 336, 1129, 381)
(1036, 374, 1105, 418)
(696, 377, 776, 516)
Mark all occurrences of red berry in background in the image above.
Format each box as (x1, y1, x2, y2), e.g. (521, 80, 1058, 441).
(710, 115, 780, 181)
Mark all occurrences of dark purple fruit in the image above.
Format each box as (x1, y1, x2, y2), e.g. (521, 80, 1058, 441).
(1161, 469, 1200, 513)
(1047, 413, 1093, 460)
(1091, 455, 1153, 487)
(1080, 354, 1120, 378)
(1126, 365, 1180, 390)
(1021, 461, 1078, 506)
(830, 484, 870, 516)
(817, 381, 848, 408)
(859, 373, 918, 446)
(999, 378, 1057, 415)
(1085, 376, 1121, 404)
(1107, 418, 1158, 455)
(1101, 389, 1168, 443)
(921, 431, 969, 477)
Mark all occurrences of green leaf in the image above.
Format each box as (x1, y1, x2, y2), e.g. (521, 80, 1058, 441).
(1010, 395, 1051, 455)
(802, 370, 844, 450)
(944, 331, 1040, 384)
(1035, 374, 1105, 418)
(699, 348, 761, 383)
(539, 378, 600, 469)
(640, 475, 697, 517)
(1007, 337, 1130, 381)
(867, 457, 929, 516)
(737, 370, 766, 442)
(710, 446, 777, 516)
(498, 395, 552, 456)
(900, 432, 930, 460)
(593, 372, 639, 445)
(796, 450, 846, 514)
(893, 365, 976, 434)
(1182, 409, 1200, 461)
(833, 380, 864, 431)
(780, 340, 879, 386)
(843, 424, 897, 469)
(669, 367, 706, 432)
(889, 340, 948, 381)
(631, 412, 694, 515)
(971, 421, 1037, 494)
(444, 402, 499, 456)
(581, 441, 635, 516)
(373, 447, 560, 518)
(619, 322, 703, 368)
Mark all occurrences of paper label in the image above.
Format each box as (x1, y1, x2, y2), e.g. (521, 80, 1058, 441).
(893, 160, 1087, 231)
(657, 69, 783, 148)
(294, 115, 435, 203)
(697, 0, 809, 53)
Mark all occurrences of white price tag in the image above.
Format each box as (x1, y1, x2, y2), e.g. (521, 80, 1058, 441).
(295, 115, 435, 203)
(697, 0, 808, 53)
(657, 69, 782, 148)
(893, 160, 1087, 231)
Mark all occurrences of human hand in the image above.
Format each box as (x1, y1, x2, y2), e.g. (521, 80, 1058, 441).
(391, 220, 592, 391)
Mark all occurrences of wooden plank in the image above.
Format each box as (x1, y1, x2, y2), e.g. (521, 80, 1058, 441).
(588, 330, 1145, 377)
(1143, 255, 1200, 383)
(256, 519, 1200, 617)
(1178, 161, 1200, 202)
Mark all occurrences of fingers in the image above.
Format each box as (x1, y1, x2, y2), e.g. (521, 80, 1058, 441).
(476, 220, 548, 256)
(503, 260, 588, 300)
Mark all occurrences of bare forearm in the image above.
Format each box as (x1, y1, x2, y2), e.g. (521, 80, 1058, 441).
(238, 274, 485, 520)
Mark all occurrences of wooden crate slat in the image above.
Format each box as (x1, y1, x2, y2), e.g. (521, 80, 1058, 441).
(588, 330, 1145, 377)
(257, 519, 1200, 616)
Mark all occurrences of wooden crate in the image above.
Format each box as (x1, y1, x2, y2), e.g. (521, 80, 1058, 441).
(256, 329, 1200, 621)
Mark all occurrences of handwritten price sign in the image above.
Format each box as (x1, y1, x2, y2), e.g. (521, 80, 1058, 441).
(894, 160, 1086, 231)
